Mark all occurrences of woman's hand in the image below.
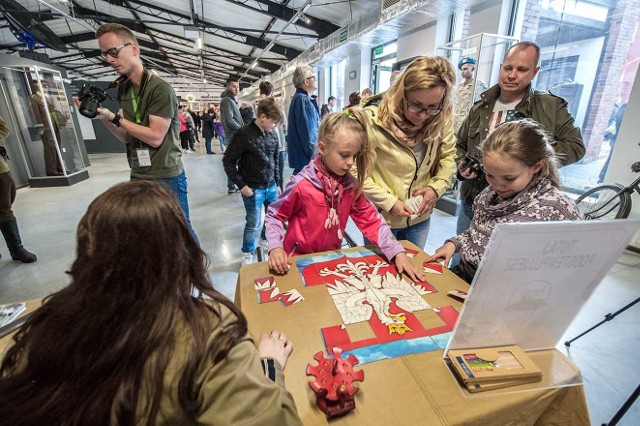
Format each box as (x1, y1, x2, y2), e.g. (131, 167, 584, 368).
(390, 200, 413, 217)
(426, 241, 457, 266)
(258, 331, 293, 369)
(394, 252, 425, 282)
(95, 107, 114, 122)
(268, 248, 289, 275)
(413, 187, 438, 215)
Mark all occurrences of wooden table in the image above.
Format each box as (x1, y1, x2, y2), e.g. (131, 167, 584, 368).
(236, 242, 590, 425)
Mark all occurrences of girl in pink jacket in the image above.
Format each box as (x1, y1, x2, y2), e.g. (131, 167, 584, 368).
(265, 108, 424, 282)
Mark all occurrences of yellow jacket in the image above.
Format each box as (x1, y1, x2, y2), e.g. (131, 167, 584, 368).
(360, 105, 457, 229)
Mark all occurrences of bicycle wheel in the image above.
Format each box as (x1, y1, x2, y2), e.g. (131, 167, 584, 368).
(575, 184, 632, 219)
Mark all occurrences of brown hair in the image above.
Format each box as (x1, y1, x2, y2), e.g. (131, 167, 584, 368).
(96, 23, 138, 44)
(256, 97, 284, 123)
(505, 41, 541, 66)
(377, 56, 456, 146)
(0, 180, 247, 424)
(259, 81, 274, 96)
(348, 92, 361, 106)
(318, 108, 373, 189)
(481, 119, 560, 187)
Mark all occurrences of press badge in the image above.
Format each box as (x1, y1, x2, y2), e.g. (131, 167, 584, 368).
(136, 148, 151, 167)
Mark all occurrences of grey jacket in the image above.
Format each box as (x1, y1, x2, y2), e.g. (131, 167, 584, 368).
(457, 84, 585, 205)
(219, 89, 243, 142)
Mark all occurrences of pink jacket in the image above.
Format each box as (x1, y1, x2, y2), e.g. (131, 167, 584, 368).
(179, 112, 187, 133)
(265, 156, 405, 261)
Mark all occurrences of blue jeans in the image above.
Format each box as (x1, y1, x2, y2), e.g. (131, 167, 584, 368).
(278, 150, 287, 190)
(158, 171, 199, 244)
(241, 184, 278, 253)
(218, 135, 226, 152)
(456, 199, 474, 234)
(365, 217, 431, 251)
(205, 137, 213, 154)
(391, 217, 431, 251)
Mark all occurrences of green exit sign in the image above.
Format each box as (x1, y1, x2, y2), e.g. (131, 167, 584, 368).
(374, 45, 384, 56)
(339, 29, 348, 43)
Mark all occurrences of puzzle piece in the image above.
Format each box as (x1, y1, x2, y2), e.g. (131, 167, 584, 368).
(280, 289, 304, 306)
(257, 287, 280, 304)
(254, 276, 276, 290)
(423, 262, 443, 274)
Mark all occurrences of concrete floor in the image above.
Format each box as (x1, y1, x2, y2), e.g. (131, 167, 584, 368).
(1, 143, 638, 425)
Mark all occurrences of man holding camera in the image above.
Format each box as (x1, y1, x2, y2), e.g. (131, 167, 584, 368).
(456, 41, 585, 233)
(79, 23, 197, 240)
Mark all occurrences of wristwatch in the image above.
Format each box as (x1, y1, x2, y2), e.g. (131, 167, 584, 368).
(111, 112, 122, 127)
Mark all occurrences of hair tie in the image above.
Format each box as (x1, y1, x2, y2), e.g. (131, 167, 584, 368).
(344, 109, 350, 117)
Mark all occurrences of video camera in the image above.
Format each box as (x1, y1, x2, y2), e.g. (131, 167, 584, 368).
(77, 76, 126, 119)
(77, 84, 110, 119)
(461, 155, 484, 177)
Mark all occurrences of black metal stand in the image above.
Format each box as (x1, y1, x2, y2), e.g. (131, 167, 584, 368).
(563, 297, 640, 425)
(602, 384, 640, 426)
(564, 297, 640, 347)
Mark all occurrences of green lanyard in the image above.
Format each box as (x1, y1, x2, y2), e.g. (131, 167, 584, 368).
(130, 87, 141, 124)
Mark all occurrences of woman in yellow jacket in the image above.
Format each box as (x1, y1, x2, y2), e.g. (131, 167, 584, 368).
(359, 56, 457, 249)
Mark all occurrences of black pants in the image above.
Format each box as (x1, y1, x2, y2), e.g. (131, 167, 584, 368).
(180, 131, 190, 150)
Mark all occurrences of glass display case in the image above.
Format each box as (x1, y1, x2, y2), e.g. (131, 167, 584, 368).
(0, 65, 89, 187)
(435, 33, 518, 214)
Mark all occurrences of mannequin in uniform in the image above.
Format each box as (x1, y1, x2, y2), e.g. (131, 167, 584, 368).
(453, 57, 487, 133)
(0, 115, 37, 263)
(29, 87, 63, 176)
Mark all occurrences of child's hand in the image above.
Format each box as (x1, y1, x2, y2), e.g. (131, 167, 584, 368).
(268, 248, 289, 275)
(240, 186, 253, 197)
(426, 241, 457, 266)
(394, 252, 426, 282)
(258, 331, 293, 370)
(390, 200, 413, 217)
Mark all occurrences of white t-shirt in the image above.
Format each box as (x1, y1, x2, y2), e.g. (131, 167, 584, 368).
(487, 98, 521, 135)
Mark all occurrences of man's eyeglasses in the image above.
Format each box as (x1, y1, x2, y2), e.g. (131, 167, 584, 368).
(101, 43, 132, 59)
(305, 75, 316, 81)
(405, 98, 443, 116)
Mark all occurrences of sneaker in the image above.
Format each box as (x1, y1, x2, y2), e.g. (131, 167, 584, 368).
(227, 188, 239, 194)
(241, 252, 253, 265)
(183, 149, 191, 154)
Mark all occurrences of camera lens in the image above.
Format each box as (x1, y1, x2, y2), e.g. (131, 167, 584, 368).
(79, 98, 100, 119)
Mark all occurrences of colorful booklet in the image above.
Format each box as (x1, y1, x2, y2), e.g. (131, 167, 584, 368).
(448, 345, 542, 384)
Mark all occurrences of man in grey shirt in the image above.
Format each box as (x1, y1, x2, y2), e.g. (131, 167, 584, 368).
(219, 77, 243, 193)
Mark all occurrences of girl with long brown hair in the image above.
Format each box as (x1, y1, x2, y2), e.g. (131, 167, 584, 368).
(0, 180, 300, 425)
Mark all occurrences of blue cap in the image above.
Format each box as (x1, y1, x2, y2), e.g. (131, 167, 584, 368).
(458, 56, 477, 70)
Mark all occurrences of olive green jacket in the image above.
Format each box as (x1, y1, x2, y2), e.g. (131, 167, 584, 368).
(457, 84, 585, 205)
(360, 105, 457, 229)
(138, 305, 302, 425)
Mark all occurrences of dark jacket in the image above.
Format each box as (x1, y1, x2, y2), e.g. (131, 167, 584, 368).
(223, 121, 280, 190)
(201, 113, 214, 139)
(240, 107, 255, 125)
(287, 88, 319, 170)
(457, 84, 585, 205)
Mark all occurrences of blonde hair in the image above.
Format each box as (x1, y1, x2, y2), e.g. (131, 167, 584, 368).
(318, 108, 373, 189)
(377, 56, 455, 145)
(481, 119, 560, 187)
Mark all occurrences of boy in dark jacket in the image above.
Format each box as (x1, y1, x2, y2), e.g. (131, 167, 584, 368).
(223, 97, 284, 265)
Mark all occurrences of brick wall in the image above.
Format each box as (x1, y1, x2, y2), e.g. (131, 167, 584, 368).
(582, 0, 640, 159)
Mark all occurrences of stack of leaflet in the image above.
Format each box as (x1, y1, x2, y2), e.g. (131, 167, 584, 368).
(448, 345, 543, 393)
(0, 302, 26, 327)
